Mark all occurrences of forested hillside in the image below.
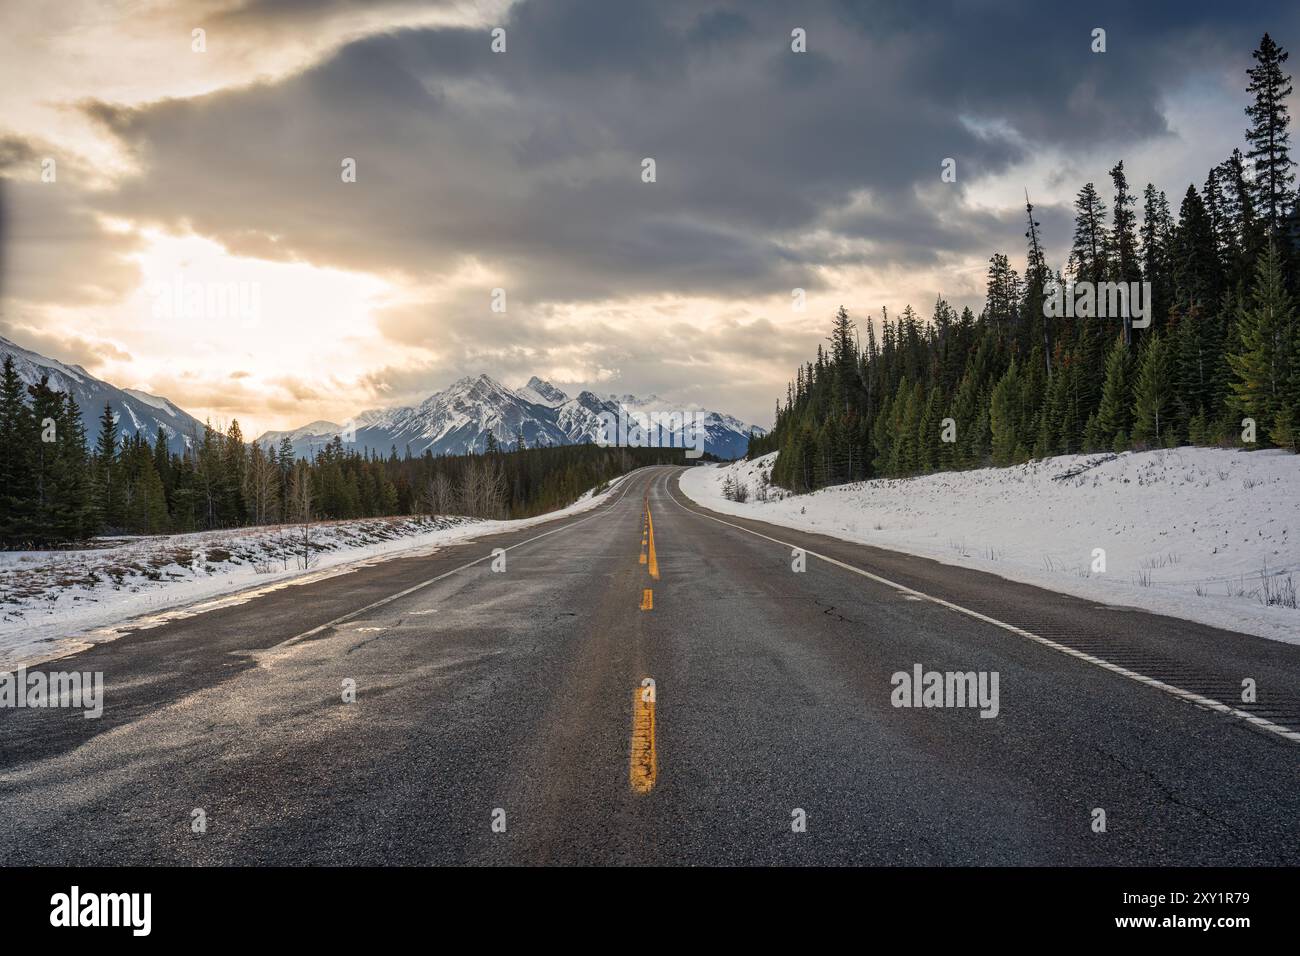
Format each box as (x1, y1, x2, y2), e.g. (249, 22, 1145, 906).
(752, 34, 1300, 492)
(0, 367, 684, 548)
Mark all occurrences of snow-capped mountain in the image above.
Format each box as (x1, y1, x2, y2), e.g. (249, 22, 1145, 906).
(256, 375, 765, 460)
(517, 375, 568, 408)
(0, 337, 763, 459)
(356, 373, 572, 453)
(0, 336, 205, 453)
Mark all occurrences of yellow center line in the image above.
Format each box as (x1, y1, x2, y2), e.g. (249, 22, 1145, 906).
(640, 588, 653, 610)
(630, 685, 657, 793)
(646, 505, 659, 580)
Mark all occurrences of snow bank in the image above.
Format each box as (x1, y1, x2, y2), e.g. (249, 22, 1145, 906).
(0, 473, 631, 669)
(679, 449, 1300, 646)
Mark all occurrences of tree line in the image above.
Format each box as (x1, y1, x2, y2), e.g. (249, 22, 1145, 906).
(0, 369, 685, 548)
(752, 34, 1300, 491)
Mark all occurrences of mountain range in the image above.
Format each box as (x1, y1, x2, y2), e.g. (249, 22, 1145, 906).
(254, 374, 764, 460)
(0, 336, 205, 454)
(0, 336, 762, 460)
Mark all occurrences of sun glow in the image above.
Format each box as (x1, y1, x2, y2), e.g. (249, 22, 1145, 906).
(74, 231, 403, 436)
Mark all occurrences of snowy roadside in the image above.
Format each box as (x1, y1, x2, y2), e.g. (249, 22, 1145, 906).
(679, 449, 1300, 646)
(0, 472, 633, 670)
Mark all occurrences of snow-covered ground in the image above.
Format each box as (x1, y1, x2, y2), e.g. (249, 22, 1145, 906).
(0, 474, 631, 670)
(680, 449, 1300, 646)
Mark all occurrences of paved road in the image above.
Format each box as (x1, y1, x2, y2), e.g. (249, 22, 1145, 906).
(1, 466, 1297, 865)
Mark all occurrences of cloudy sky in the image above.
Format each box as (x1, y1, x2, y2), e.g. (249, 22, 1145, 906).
(1, 0, 1296, 435)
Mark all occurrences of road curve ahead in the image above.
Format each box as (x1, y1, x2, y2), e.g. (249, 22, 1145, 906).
(1, 466, 1297, 865)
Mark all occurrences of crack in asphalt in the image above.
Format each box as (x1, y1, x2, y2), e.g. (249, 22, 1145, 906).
(1087, 741, 1287, 863)
(814, 598, 867, 626)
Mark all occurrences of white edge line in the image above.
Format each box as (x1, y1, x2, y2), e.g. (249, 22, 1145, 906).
(276, 468, 645, 649)
(663, 470, 1300, 746)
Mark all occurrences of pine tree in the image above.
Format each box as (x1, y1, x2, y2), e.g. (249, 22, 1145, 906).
(1170, 186, 1224, 318)
(895, 380, 923, 474)
(0, 356, 36, 544)
(1285, 289, 1300, 451)
(57, 392, 93, 540)
(1094, 335, 1133, 449)
(1023, 196, 1053, 377)
(152, 427, 172, 502)
(1140, 185, 1175, 332)
(195, 423, 222, 528)
(949, 368, 980, 467)
(1228, 241, 1295, 445)
(93, 402, 124, 531)
(1216, 149, 1262, 286)
(1068, 183, 1109, 283)
(828, 306, 858, 414)
(223, 420, 248, 526)
(1132, 332, 1175, 446)
(917, 384, 943, 472)
(1201, 167, 1234, 273)
(126, 454, 169, 534)
(1088, 162, 1139, 350)
(27, 376, 65, 542)
(1109, 161, 1142, 287)
(1244, 34, 1295, 236)
(1173, 306, 1211, 436)
(1056, 355, 1085, 454)
(985, 253, 1020, 333)
(167, 449, 196, 532)
(989, 360, 1023, 466)
(1035, 363, 1065, 458)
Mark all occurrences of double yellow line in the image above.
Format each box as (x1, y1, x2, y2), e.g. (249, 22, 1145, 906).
(639, 502, 660, 574)
(646, 506, 659, 581)
(630, 684, 657, 794)
(631, 488, 660, 794)
(639, 495, 659, 607)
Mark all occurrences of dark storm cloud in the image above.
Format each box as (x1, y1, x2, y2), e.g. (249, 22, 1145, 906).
(0, 135, 39, 171)
(79, 0, 1300, 306)
(0, 170, 144, 306)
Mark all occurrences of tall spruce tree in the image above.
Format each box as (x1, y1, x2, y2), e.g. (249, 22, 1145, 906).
(93, 403, 125, 531)
(1170, 186, 1224, 316)
(1228, 241, 1295, 445)
(1140, 185, 1175, 332)
(0, 356, 36, 544)
(57, 392, 93, 540)
(1216, 149, 1262, 285)
(1108, 162, 1144, 352)
(1093, 335, 1133, 451)
(27, 376, 65, 543)
(985, 253, 1020, 334)
(1132, 332, 1175, 446)
(989, 360, 1024, 466)
(1068, 183, 1109, 284)
(1244, 34, 1295, 237)
(1023, 196, 1052, 377)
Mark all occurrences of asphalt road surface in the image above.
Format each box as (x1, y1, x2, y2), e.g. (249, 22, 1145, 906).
(1, 466, 1297, 865)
